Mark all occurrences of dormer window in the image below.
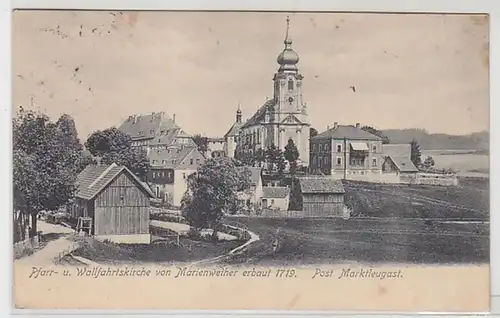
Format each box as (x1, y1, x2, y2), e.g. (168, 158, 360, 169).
(149, 129, 154, 134)
(138, 131, 144, 136)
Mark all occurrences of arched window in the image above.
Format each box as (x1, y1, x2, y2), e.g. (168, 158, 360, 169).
(288, 79, 294, 91)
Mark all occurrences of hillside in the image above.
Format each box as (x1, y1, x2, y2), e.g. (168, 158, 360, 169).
(381, 129, 489, 151)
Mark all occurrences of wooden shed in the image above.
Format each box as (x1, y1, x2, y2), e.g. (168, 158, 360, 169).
(298, 177, 345, 217)
(70, 163, 154, 244)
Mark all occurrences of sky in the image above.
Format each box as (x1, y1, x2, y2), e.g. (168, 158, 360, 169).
(12, 11, 489, 140)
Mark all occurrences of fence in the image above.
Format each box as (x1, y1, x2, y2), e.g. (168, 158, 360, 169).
(13, 235, 40, 259)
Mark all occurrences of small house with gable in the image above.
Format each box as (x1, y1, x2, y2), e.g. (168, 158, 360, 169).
(261, 186, 290, 210)
(298, 177, 345, 217)
(70, 163, 155, 244)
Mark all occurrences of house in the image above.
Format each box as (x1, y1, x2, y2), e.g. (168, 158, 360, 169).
(310, 122, 383, 181)
(236, 166, 264, 209)
(298, 177, 345, 217)
(118, 112, 196, 154)
(70, 163, 154, 244)
(147, 147, 206, 207)
(261, 186, 290, 210)
(381, 144, 419, 183)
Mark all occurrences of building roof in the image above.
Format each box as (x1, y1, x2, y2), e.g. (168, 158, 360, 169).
(224, 121, 244, 137)
(76, 163, 154, 200)
(237, 166, 262, 186)
(313, 125, 382, 141)
(382, 144, 412, 158)
(298, 177, 345, 194)
(149, 147, 203, 169)
(118, 112, 178, 141)
(386, 156, 419, 173)
(262, 186, 290, 199)
(241, 99, 276, 129)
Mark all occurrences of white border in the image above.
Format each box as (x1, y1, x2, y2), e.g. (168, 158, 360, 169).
(2, 0, 498, 316)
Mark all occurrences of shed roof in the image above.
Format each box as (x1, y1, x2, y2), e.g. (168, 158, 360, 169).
(262, 186, 290, 199)
(386, 156, 419, 173)
(76, 163, 155, 200)
(313, 125, 381, 141)
(298, 177, 345, 194)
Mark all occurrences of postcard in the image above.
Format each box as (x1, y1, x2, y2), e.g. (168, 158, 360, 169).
(12, 10, 490, 312)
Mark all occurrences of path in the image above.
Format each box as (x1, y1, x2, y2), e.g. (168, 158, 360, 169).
(15, 221, 77, 266)
(149, 220, 238, 241)
(189, 225, 260, 266)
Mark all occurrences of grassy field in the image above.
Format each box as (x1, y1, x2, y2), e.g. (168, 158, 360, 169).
(221, 178, 489, 266)
(223, 216, 489, 266)
(343, 177, 489, 220)
(72, 236, 244, 265)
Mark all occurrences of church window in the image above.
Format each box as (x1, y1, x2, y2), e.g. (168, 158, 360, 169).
(372, 158, 377, 166)
(324, 157, 328, 165)
(288, 79, 294, 91)
(337, 144, 342, 153)
(337, 157, 342, 166)
(312, 156, 317, 165)
(372, 145, 377, 152)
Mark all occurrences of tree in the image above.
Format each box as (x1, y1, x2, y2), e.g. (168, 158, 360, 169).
(85, 127, 150, 180)
(264, 144, 286, 177)
(284, 138, 300, 175)
(410, 139, 422, 168)
(361, 126, 390, 144)
(192, 134, 209, 156)
(181, 157, 251, 240)
(310, 127, 318, 138)
(288, 177, 303, 211)
(423, 156, 435, 169)
(13, 107, 82, 238)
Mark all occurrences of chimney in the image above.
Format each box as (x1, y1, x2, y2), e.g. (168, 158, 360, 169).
(173, 114, 176, 123)
(133, 115, 138, 124)
(333, 122, 338, 129)
(355, 123, 360, 129)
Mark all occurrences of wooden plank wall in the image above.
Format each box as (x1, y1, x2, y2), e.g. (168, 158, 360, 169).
(303, 193, 344, 216)
(94, 172, 150, 235)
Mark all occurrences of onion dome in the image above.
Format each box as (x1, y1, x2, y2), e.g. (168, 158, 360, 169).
(277, 16, 299, 72)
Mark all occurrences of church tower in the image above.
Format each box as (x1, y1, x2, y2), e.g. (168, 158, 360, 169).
(273, 16, 306, 117)
(270, 16, 310, 166)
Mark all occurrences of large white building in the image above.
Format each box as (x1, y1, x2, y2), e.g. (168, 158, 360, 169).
(224, 17, 311, 166)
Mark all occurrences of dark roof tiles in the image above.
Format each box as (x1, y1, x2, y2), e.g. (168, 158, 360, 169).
(298, 177, 345, 194)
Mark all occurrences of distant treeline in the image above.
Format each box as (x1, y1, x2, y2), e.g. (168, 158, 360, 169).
(381, 129, 489, 152)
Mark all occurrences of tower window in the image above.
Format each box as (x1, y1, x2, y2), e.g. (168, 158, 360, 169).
(288, 79, 294, 91)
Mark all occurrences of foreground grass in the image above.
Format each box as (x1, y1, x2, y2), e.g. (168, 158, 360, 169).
(224, 217, 489, 266)
(343, 177, 489, 219)
(72, 236, 244, 265)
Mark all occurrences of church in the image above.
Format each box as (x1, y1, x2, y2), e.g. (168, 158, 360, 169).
(224, 17, 311, 167)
